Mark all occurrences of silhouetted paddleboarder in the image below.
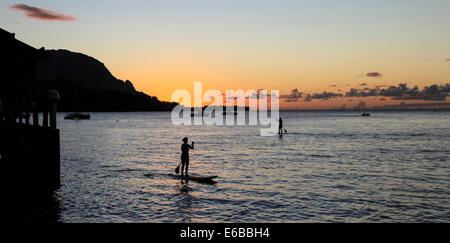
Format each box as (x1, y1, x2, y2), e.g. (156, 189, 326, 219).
(278, 117, 284, 135)
(175, 137, 194, 176)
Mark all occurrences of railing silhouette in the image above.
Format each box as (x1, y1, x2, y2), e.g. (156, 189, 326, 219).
(0, 91, 60, 129)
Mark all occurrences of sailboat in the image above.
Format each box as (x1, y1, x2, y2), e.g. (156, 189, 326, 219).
(64, 82, 91, 120)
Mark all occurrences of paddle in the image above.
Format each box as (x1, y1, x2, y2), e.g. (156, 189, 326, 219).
(175, 162, 181, 174)
(284, 128, 288, 134)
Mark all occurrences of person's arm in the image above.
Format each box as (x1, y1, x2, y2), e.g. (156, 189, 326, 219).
(189, 142, 194, 149)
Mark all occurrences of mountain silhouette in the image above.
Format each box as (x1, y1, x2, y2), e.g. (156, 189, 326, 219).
(41, 49, 177, 111)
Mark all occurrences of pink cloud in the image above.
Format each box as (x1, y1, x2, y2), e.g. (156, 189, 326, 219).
(366, 72, 383, 78)
(10, 4, 75, 21)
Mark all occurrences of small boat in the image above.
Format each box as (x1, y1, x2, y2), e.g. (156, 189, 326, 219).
(64, 112, 90, 120)
(361, 113, 370, 117)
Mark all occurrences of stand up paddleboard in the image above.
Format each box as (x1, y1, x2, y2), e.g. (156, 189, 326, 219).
(170, 174, 218, 183)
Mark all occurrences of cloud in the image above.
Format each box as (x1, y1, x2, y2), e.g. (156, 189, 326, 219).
(10, 4, 75, 21)
(282, 83, 450, 104)
(285, 98, 300, 103)
(346, 88, 377, 97)
(280, 89, 343, 102)
(391, 84, 449, 101)
(329, 84, 337, 87)
(359, 83, 367, 86)
(245, 89, 272, 100)
(304, 94, 312, 102)
(280, 89, 303, 99)
(366, 72, 383, 78)
(311, 91, 343, 100)
(346, 83, 450, 101)
(446, 58, 450, 62)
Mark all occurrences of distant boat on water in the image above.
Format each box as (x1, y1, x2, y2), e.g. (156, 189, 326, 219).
(64, 80, 91, 120)
(361, 113, 371, 117)
(64, 112, 90, 120)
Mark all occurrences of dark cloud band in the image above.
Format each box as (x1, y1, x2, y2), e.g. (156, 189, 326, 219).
(281, 83, 450, 102)
(346, 83, 450, 101)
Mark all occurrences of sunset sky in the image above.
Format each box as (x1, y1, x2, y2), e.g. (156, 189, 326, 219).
(1, 0, 450, 109)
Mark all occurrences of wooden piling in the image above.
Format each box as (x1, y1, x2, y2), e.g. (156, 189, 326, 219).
(48, 90, 59, 129)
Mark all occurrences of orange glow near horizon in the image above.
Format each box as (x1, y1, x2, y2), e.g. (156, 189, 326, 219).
(103, 40, 450, 110)
(109, 57, 450, 109)
(4, 1, 449, 110)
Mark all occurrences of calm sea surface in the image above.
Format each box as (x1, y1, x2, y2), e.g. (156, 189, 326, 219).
(51, 111, 450, 222)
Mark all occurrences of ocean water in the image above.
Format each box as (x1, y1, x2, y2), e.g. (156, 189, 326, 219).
(50, 111, 449, 222)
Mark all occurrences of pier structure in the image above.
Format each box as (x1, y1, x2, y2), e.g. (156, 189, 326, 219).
(0, 28, 61, 204)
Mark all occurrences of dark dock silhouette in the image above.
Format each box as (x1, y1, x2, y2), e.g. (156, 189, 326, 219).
(0, 28, 61, 221)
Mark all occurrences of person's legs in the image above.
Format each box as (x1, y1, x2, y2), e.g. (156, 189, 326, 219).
(185, 161, 189, 176)
(181, 161, 185, 176)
